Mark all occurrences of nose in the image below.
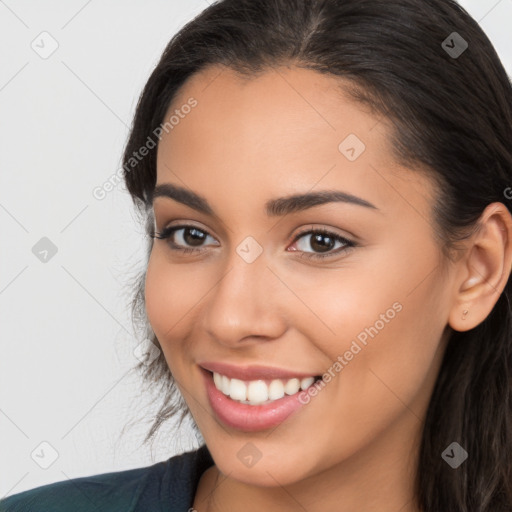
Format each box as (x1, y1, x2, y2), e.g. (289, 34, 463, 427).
(199, 245, 288, 348)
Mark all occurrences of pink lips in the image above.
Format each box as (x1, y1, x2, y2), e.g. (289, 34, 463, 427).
(200, 363, 316, 432)
(199, 361, 318, 381)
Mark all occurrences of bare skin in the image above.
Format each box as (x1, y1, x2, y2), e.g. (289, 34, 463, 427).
(144, 64, 512, 512)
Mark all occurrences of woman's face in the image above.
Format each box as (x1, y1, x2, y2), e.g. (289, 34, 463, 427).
(145, 65, 455, 487)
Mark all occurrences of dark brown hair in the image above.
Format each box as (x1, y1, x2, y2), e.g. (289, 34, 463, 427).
(122, 1, 512, 510)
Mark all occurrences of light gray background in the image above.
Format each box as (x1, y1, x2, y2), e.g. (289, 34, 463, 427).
(1, 0, 511, 497)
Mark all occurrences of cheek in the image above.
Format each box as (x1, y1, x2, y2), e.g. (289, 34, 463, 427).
(289, 269, 447, 467)
(300, 248, 446, 398)
(290, 262, 403, 359)
(144, 250, 199, 351)
(144, 253, 170, 337)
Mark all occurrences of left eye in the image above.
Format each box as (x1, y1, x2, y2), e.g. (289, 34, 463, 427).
(152, 225, 356, 260)
(290, 229, 355, 260)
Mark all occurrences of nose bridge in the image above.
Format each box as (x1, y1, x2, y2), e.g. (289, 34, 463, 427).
(200, 237, 286, 344)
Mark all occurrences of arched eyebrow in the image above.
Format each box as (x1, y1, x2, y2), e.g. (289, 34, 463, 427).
(151, 183, 378, 216)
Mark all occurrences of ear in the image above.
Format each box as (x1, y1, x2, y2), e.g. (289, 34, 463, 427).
(448, 202, 512, 332)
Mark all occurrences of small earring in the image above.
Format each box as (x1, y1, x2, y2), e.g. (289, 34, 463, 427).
(462, 309, 469, 320)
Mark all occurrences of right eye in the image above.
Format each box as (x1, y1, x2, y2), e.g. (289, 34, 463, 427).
(152, 225, 219, 254)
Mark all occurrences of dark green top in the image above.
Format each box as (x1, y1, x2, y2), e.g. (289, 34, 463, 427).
(0, 444, 214, 512)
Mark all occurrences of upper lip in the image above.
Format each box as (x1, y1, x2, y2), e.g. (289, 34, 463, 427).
(199, 361, 320, 381)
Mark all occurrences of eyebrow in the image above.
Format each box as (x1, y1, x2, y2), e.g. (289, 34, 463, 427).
(150, 183, 378, 216)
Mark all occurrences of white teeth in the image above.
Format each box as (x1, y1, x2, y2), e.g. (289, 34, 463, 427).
(247, 380, 269, 405)
(213, 372, 222, 390)
(221, 374, 231, 395)
(268, 379, 285, 400)
(212, 371, 317, 405)
(229, 378, 247, 401)
(284, 378, 300, 395)
(300, 377, 315, 390)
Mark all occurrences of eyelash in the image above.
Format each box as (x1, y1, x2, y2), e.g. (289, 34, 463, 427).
(151, 224, 356, 260)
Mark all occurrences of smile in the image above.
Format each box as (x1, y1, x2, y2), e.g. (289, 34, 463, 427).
(200, 365, 324, 431)
(213, 371, 319, 405)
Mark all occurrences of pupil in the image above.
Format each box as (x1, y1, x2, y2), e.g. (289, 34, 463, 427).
(311, 233, 333, 253)
(184, 228, 206, 246)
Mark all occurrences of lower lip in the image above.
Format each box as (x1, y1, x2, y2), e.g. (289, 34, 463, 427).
(201, 368, 310, 432)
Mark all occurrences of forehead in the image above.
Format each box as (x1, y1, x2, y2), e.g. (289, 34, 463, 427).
(155, 65, 437, 220)
(162, 65, 384, 159)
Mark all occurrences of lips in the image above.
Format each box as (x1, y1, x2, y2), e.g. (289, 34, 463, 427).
(199, 361, 323, 431)
(199, 361, 320, 381)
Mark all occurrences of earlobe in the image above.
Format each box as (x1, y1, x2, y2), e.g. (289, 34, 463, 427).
(450, 303, 475, 332)
(448, 202, 512, 333)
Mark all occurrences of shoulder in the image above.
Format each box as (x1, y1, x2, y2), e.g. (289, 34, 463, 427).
(0, 463, 165, 512)
(0, 444, 213, 512)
